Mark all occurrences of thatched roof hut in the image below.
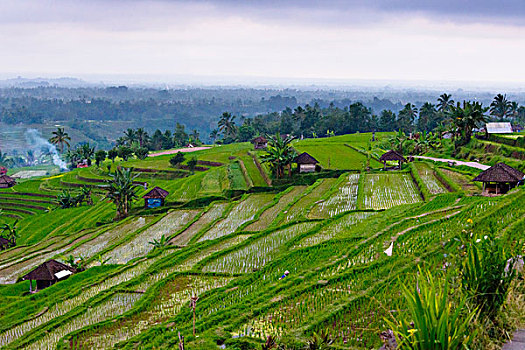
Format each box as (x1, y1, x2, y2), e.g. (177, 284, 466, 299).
(379, 150, 407, 170)
(473, 163, 524, 195)
(143, 186, 169, 208)
(0, 237, 10, 250)
(295, 152, 319, 173)
(22, 259, 76, 292)
(251, 136, 268, 150)
(0, 175, 16, 188)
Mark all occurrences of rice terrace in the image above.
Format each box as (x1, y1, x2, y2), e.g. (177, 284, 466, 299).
(1, 0, 525, 348)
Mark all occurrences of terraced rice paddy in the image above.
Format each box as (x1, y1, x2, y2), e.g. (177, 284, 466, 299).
(203, 222, 319, 273)
(197, 194, 274, 241)
(170, 202, 229, 245)
(360, 173, 422, 210)
(101, 210, 199, 264)
(413, 162, 447, 194)
(309, 173, 360, 218)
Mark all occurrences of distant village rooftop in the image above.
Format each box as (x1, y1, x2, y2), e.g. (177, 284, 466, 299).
(0, 174, 16, 188)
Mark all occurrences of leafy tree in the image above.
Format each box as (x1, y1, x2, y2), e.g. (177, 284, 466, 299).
(162, 130, 174, 149)
(0, 220, 18, 247)
(417, 102, 437, 132)
(107, 148, 118, 162)
(151, 129, 164, 150)
(261, 134, 297, 179)
(95, 150, 107, 167)
(134, 147, 149, 160)
(187, 157, 198, 174)
(190, 129, 201, 145)
(169, 152, 185, 167)
(105, 167, 140, 219)
(80, 143, 95, 165)
(238, 124, 256, 142)
(49, 127, 71, 153)
(173, 123, 189, 147)
(489, 93, 511, 120)
(135, 128, 149, 147)
(117, 146, 133, 161)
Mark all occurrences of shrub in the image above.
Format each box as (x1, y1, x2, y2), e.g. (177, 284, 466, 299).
(117, 146, 133, 161)
(134, 147, 149, 160)
(169, 152, 185, 167)
(386, 270, 477, 350)
(94, 150, 107, 167)
(188, 157, 198, 173)
(107, 148, 118, 162)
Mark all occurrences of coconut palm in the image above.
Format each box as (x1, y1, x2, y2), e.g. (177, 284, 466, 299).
(1, 220, 18, 247)
(397, 103, 418, 133)
(105, 167, 140, 219)
(509, 101, 519, 119)
(490, 94, 511, 120)
(123, 128, 137, 146)
(437, 93, 454, 113)
(450, 101, 488, 145)
(261, 134, 297, 179)
(49, 127, 71, 153)
(135, 128, 149, 147)
(389, 130, 407, 153)
(209, 129, 219, 144)
(218, 112, 237, 139)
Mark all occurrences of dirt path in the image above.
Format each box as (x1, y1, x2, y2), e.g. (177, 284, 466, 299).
(148, 147, 211, 157)
(413, 156, 490, 170)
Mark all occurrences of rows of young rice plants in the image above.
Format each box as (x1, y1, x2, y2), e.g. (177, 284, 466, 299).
(170, 202, 229, 246)
(101, 210, 199, 264)
(414, 162, 447, 194)
(0, 253, 167, 347)
(199, 167, 228, 195)
(295, 211, 377, 248)
(202, 222, 319, 273)
(360, 173, 422, 210)
(239, 259, 402, 341)
(25, 293, 142, 350)
(69, 216, 152, 260)
(309, 174, 360, 218)
(279, 179, 337, 225)
(75, 275, 233, 349)
(245, 187, 306, 231)
(176, 235, 251, 272)
(198, 194, 274, 242)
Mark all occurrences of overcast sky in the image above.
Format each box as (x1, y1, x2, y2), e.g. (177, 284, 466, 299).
(1, 0, 524, 84)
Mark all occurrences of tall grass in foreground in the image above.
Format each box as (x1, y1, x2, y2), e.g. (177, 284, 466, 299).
(386, 270, 477, 350)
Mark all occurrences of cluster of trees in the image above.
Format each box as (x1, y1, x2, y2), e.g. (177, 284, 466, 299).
(56, 187, 93, 209)
(0, 218, 18, 248)
(115, 125, 202, 151)
(213, 93, 524, 145)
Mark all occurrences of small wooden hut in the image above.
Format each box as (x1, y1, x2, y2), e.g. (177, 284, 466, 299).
(0, 237, 11, 251)
(0, 175, 16, 188)
(379, 150, 407, 170)
(22, 259, 76, 292)
(143, 186, 169, 208)
(473, 162, 524, 196)
(251, 136, 268, 150)
(295, 152, 319, 173)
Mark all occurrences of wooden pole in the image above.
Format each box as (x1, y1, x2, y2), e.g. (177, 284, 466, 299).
(190, 296, 199, 336)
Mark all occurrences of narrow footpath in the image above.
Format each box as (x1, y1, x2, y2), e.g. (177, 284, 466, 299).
(413, 156, 490, 170)
(502, 330, 525, 350)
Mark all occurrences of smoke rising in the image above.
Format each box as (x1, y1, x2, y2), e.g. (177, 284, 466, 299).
(24, 129, 68, 170)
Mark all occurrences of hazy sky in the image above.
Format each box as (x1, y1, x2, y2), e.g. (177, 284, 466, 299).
(1, 0, 525, 84)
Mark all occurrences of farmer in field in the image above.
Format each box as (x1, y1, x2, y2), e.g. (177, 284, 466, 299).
(279, 270, 289, 280)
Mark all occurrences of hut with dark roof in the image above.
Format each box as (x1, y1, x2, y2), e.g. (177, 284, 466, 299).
(473, 162, 524, 195)
(295, 152, 319, 173)
(143, 186, 169, 208)
(0, 174, 16, 188)
(251, 136, 268, 150)
(0, 237, 11, 251)
(22, 259, 76, 292)
(379, 150, 407, 170)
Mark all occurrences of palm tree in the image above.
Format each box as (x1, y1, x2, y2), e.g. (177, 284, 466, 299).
(135, 128, 148, 147)
(261, 134, 297, 179)
(49, 127, 71, 153)
(0, 150, 8, 167)
(450, 101, 488, 146)
(397, 103, 418, 133)
(190, 129, 200, 144)
(218, 112, 237, 139)
(490, 94, 511, 120)
(80, 143, 95, 165)
(509, 101, 519, 120)
(209, 129, 219, 144)
(437, 93, 454, 113)
(389, 130, 407, 153)
(1, 220, 19, 247)
(105, 167, 140, 219)
(123, 128, 137, 146)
